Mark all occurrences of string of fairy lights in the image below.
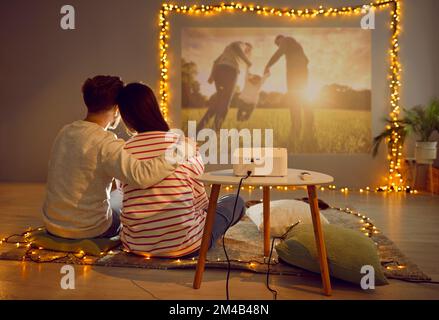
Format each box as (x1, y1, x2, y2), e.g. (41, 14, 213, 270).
(158, 0, 407, 192)
(222, 183, 418, 194)
(1, 205, 403, 270)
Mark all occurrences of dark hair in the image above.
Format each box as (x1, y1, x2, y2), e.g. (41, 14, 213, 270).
(117, 83, 170, 133)
(82, 75, 124, 113)
(275, 34, 284, 43)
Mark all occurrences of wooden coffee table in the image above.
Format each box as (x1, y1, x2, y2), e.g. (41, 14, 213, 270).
(193, 169, 334, 296)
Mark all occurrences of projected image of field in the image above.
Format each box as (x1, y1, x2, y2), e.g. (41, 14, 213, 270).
(181, 27, 372, 154)
(182, 108, 371, 154)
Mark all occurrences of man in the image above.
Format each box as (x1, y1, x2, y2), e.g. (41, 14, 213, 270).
(197, 41, 252, 132)
(264, 35, 313, 151)
(43, 75, 186, 239)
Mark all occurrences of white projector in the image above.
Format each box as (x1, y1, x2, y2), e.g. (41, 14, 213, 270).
(232, 148, 288, 177)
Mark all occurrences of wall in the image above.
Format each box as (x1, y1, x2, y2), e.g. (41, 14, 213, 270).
(0, 0, 437, 186)
(433, 0, 439, 168)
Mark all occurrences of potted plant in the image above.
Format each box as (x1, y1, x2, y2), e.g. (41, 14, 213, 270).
(373, 99, 439, 164)
(409, 100, 439, 163)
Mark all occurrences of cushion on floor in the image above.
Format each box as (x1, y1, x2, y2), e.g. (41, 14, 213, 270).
(276, 223, 388, 285)
(246, 199, 329, 237)
(26, 230, 121, 256)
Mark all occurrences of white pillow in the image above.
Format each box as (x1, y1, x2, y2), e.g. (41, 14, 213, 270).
(246, 199, 329, 237)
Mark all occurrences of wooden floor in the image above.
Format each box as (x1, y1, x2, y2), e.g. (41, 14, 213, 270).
(1, 183, 439, 300)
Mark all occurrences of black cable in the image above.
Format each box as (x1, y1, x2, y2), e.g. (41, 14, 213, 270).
(266, 236, 280, 300)
(130, 280, 162, 300)
(223, 170, 251, 300)
(265, 221, 301, 300)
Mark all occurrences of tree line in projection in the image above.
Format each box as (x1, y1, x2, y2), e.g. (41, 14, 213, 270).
(181, 59, 371, 111)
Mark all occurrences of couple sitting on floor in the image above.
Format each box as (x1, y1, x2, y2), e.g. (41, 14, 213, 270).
(42, 75, 245, 258)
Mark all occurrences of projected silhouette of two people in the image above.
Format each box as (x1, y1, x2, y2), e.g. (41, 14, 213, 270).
(197, 35, 316, 152)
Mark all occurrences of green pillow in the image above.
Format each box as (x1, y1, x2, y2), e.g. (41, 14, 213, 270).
(276, 224, 388, 285)
(26, 230, 121, 256)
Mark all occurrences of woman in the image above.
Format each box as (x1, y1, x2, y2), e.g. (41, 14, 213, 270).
(117, 83, 245, 258)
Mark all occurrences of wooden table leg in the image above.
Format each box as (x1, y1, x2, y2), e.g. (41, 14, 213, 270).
(193, 184, 221, 289)
(307, 185, 332, 296)
(263, 186, 270, 257)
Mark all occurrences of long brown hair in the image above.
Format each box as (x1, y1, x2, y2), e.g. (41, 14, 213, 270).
(117, 83, 170, 133)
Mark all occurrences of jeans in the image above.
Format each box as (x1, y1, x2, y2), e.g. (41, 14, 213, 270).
(197, 64, 238, 131)
(184, 194, 246, 258)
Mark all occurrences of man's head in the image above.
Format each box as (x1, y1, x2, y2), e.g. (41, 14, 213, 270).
(82, 75, 124, 114)
(274, 35, 285, 47)
(82, 75, 124, 129)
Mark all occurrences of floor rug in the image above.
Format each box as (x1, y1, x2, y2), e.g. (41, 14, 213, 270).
(0, 205, 431, 283)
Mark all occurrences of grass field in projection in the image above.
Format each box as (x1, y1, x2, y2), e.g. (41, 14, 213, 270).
(181, 108, 371, 154)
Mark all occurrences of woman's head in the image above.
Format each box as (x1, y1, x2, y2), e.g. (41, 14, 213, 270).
(117, 83, 170, 133)
(244, 42, 253, 57)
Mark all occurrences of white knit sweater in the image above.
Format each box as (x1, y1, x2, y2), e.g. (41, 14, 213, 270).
(42, 120, 178, 239)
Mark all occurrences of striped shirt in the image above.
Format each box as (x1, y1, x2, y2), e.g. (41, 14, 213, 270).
(121, 131, 208, 257)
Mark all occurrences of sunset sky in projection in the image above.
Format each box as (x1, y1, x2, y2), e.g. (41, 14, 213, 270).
(181, 28, 371, 98)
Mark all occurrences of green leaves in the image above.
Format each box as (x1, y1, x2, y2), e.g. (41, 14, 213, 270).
(372, 98, 439, 157)
(404, 99, 439, 142)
